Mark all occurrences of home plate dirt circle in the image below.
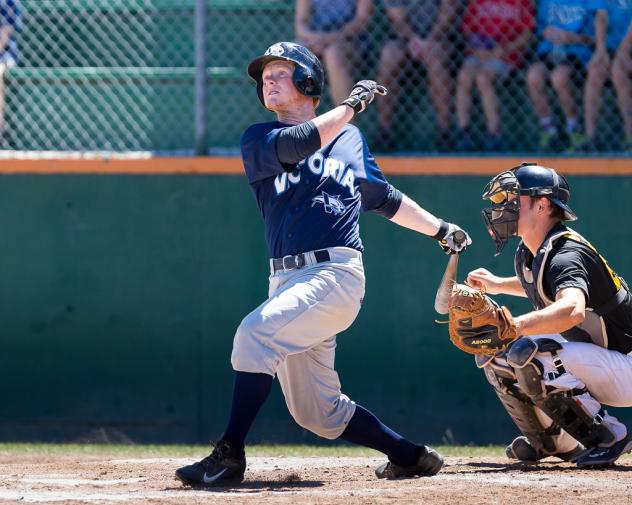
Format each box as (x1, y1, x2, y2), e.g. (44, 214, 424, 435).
(0, 454, 631, 504)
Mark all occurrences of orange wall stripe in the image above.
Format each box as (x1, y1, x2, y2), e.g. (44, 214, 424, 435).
(0, 156, 631, 175)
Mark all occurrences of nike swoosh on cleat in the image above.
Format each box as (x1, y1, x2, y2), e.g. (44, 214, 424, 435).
(587, 451, 608, 458)
(203, 468, 227, 484)
(586, 441, 632, 459)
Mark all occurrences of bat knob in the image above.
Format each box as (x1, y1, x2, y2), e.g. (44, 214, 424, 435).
(453, 230, 467, 246)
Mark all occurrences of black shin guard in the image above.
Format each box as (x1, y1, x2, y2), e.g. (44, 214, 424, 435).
(507, 338, 616, 449)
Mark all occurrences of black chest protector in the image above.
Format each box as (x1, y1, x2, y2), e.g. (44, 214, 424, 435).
(514, 225, 629, 350)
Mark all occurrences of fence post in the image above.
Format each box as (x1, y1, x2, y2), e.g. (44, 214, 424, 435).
(194, 0, 208, 155)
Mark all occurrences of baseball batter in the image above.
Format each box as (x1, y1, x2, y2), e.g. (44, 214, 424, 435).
(175, 41, 471, 487)
(466, 162, 632, 468)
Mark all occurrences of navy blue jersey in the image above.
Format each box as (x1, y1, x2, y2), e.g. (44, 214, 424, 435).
(240, 121, 392, 258)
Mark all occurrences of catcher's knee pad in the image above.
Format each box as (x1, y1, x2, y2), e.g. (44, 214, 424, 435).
(476, 355, 558, 454)
(506, 337, 545, 399)
(507, 337, 616, 448)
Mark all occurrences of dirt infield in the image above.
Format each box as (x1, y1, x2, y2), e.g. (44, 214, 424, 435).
(1, 453, 631, 504)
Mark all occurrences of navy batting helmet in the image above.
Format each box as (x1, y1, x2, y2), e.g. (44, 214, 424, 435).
(247, 42, 324, 109)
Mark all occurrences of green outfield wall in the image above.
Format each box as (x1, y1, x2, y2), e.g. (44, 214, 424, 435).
(1, 174, 631, 445)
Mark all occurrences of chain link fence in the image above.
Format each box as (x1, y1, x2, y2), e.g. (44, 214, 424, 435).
(3, 0, 632, 154)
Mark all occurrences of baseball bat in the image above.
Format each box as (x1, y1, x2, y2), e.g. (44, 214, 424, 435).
(434, 230, 467, 315)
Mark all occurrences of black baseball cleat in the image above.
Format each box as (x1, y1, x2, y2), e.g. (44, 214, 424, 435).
(506, 436, 586, 463)
(175, 439, 246, 487)
(375, 446, 444, 479)
(575, 435, 632, 469)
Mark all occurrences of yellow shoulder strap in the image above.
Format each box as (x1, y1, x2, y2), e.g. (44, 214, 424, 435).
(562, 232, 622, 291)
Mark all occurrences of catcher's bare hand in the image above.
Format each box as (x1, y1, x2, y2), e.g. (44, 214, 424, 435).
(467, 268, 503, 294)
(341, 80, 388, 114)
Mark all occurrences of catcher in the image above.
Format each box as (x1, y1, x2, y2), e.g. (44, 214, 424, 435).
(450, 162, 632, 468)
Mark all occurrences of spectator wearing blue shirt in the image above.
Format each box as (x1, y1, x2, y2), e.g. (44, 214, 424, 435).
(0, 0, 20, 147)
(526, 0, 606, 151)
(295, 0, 374, 105)
(578, 0, 632, 151)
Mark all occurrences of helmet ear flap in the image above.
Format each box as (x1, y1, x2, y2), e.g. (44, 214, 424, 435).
(256, 80, 265, 108)
(303, 75, 315, 94)
(292, 65, 311, 95)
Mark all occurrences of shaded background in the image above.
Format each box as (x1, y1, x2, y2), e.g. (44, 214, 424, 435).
(1, 174, 630, 445)
(6, 0, 627, 153)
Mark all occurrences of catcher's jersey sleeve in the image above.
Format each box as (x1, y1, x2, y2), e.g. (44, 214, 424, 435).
(544, 239, 617, 308)
(545, 238, 632, 354)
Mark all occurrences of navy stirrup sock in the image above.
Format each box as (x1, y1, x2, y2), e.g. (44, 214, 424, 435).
(340, 404, 421, 466)
(222, 371, 273, 452)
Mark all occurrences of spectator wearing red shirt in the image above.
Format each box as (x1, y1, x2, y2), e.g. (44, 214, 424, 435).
(456, 0, 534, 151)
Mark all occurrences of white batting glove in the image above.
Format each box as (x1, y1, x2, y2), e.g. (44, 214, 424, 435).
(435, 221, 472, 255)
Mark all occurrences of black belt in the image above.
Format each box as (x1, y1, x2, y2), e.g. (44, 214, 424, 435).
(272, 249, 331, 273)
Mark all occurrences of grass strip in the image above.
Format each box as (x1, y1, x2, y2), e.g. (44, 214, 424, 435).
(0, 442, 507, 458)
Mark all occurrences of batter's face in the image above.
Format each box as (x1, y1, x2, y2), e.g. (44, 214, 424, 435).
(262, 61, 308, 111)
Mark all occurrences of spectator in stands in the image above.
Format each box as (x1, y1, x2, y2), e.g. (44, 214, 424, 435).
(0, 0, 20, 148)
(579, 2, 632, 152)
(295, 0, 374, 105)
(376, 0, 459, 152)
(527, 0, 606, 152)
(455, 0, 534, 152)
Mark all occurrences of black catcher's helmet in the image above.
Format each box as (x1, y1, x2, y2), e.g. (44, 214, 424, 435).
(247, 42, 325, 109)
(481, 162, 577, 255)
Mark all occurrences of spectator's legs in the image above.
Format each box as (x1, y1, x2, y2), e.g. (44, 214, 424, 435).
(376, 40, 406, 148)
(527, 62, 552, 120)
(612, 53, 632, 147)
(584, 56, 610, 143)
(527, 62, 559, 151)
(0, 65, 7, 133)
(550, 64, 578, 128)
(420, 40, 452, 133)
(323, 39, 357, 105)
(551, 64, 583, 151)
(476, 64, 505, 151)
(456, 57, 477, 129)
(455, 57, 477, 151)
(476, 66, 500, 135)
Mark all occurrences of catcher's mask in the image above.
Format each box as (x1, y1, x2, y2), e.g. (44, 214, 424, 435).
(482, 162, 577, 255)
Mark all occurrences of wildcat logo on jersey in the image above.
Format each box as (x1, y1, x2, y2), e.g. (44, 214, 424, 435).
(274, 153, 356, 196)
(311, 191, 346, 216)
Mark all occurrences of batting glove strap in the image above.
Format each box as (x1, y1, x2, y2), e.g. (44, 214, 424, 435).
(341, 95, 365, 114)
(432, 219, 449, 240)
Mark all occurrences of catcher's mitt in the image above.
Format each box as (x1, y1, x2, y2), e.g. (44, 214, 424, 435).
(448, 284, 519, 355)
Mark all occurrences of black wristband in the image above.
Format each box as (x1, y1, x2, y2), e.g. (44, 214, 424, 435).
(432, 219, 449, 240)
